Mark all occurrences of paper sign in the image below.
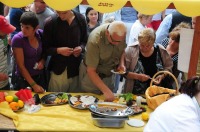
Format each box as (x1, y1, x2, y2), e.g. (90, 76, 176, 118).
(87, 0, 126, 13)
(178, 28, 194, 73)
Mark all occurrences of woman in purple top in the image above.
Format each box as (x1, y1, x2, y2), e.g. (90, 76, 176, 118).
(11, 12, 45, 93)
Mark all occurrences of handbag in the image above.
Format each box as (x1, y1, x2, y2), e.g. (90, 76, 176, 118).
(145, 71, 179, 110)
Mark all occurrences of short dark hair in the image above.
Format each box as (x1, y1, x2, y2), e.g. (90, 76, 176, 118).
(179, 76, 200, 97)
(85, 7, 99, 23)
(20, 11, 39, 29)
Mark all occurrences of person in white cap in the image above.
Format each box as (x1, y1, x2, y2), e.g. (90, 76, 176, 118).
(0, 15, 15, 89)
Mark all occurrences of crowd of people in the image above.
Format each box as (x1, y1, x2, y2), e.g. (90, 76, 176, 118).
(0, 0, 195, 96)
(1, 0, 200, 130)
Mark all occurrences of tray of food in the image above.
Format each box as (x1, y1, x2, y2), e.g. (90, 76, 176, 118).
(113, 93, 146, 115)
(41, 92, 68, 106)
(114, 93, 146, 105)
(69, 95, 98, 109)
(89, 102, 134, 118)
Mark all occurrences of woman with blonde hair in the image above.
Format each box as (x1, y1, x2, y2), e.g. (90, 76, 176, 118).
(121, 28, 173, 94)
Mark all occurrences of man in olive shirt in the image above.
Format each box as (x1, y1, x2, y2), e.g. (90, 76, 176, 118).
(80, 21, 127, 101)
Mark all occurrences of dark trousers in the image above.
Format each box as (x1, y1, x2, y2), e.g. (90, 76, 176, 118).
(13, 74, 47, 91)
(0, 83, 10, 90)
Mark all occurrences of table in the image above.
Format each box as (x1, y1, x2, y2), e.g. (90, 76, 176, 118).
(0, 91, 153, 131)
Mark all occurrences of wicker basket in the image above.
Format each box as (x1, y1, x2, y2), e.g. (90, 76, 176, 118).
(145, 71, 179, 110)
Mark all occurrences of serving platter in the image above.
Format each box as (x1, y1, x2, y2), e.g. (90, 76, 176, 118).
(130, 105, 146, 115)
(41, 92, 68, 106)
(89, 102, 134, 118)
(69, 95, 98, 110)
(113, 94, 146, 115)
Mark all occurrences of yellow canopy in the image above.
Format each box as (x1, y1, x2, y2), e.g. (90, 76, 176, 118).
(1, 0, 200, 17)
(1, 0, 34, 8)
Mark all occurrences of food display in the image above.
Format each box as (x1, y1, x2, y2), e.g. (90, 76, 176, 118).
(41, 92, 68, 106)
(69, 95, 98, 109)
(113, 93, 146, 115)
(2, 92, 24, 112)
(89, 102, 133, 118)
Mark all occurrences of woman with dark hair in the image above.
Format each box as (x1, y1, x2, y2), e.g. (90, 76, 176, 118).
(85, 7, 100, 35)
(144, 76, 200, 131)
(161, 22, 191, 79)
(11, 12, 45, 93)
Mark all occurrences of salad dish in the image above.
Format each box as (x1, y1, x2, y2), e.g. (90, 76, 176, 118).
(41, 92, 68, 106)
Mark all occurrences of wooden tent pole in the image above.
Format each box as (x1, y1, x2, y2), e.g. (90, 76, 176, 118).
(188, 16, 200, 78)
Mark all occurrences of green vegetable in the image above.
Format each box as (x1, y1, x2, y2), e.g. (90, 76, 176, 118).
(119, 93, 133, 102)
(61, 93, 68, 99)
(125, 93, 133, 102)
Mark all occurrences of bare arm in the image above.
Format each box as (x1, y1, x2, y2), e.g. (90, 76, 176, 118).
(126, 72, 150, 82)
(161, 10, 166, 20)
(13, 48, 44, 93)
(87, 66, 115, 101)
(0, 73, 8, 81)
(118, 51, 126, 71)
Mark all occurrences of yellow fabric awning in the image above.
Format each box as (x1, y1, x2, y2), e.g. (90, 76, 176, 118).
(1, 0, 34, 8)
(130, 0, 170, 15)
(130, 0, 200, 17)
(43, 0, 82, 11)
(1, 0, 200, 17)
(173, 0, 200, 17)
(87, 0, 127, 13)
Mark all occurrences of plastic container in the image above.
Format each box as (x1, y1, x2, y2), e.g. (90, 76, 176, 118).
(136, 96, 142, 107)
(91, 113, 128, 128)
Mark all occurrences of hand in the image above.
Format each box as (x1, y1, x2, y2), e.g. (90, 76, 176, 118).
(103, 90, 115, 102)
(37, 60, 45, 70)
(32, 84, 45, 93)
(73, 46, 82, 57)
(0, 73, 8, 81)
(137, 74, 150, 82)
(154, 74, 165, 85)
(117, 65, 126, 72)
(57, 47, 73, 56)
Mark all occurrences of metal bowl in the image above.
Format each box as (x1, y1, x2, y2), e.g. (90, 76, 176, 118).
(89, 102, 134, 118)
(91, 113, 128, 128)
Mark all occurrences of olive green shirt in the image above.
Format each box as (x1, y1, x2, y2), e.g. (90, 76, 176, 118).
(85, 24, 126, 77)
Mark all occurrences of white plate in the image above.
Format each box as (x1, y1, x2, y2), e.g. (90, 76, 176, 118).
(69, 95, 98, 109)
(127, 119, 145, 127)
(111, 70, 125, 75)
